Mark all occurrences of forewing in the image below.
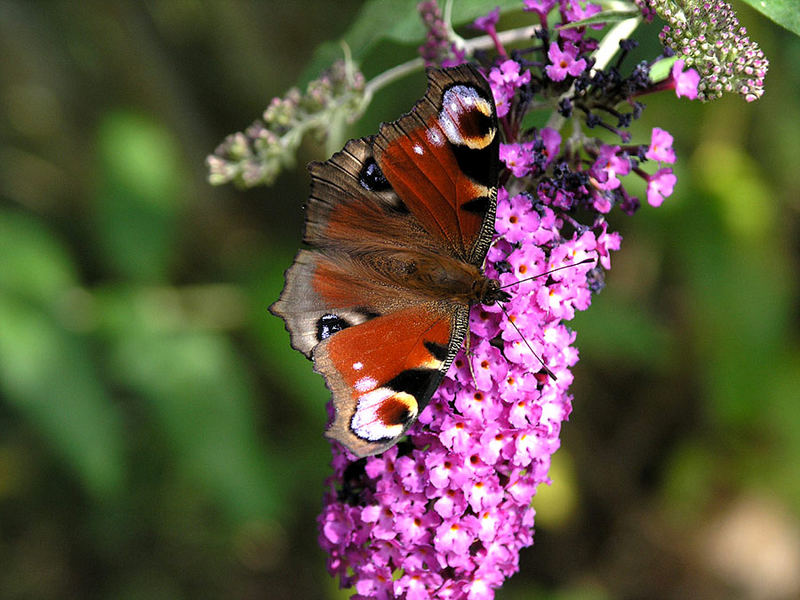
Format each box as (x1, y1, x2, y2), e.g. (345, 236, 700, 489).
(373, 64, 500, 266)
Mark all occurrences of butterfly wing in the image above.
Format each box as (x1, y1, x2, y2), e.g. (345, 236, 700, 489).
(271, 137, 445, 358)
(373, 63, 500, 266)
(272, 65, 499, 456)
(317, 304, 466, 457)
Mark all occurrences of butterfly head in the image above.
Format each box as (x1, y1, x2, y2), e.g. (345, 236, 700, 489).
(477, 278, 511, 306)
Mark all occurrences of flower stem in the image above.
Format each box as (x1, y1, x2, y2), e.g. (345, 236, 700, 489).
(362, 24, 542, 103)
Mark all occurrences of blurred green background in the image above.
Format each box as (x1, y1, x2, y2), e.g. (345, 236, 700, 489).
(0, 1, 797, 599)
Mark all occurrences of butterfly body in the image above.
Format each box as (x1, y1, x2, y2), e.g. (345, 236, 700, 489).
(271, 64, 501, 457)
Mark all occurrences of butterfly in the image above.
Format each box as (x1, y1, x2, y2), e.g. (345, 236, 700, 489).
(271, 64, 509, 457)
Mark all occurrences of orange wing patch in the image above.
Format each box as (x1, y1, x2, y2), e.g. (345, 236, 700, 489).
(374, 67, 499, 263)
(314, 306, 454, 456)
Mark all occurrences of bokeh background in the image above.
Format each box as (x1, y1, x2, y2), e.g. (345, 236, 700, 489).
(1, 1, 798, 599)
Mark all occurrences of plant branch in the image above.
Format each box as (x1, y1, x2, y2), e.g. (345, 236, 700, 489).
(362, 24, 542, 102)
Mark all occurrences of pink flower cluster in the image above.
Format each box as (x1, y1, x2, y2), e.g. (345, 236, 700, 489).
(486, 1, 695, 216)
(317, 1, 698, 598)
(319, 186, 620, 600)
(488, 60, 531, 119)
(499, 126, 679, 215)
(545, 42, 587, 82)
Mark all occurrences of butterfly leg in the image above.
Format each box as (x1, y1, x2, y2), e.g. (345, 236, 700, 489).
(463, 333, 480, 390)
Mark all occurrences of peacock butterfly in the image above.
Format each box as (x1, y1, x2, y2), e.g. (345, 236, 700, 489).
(271, 64, 508, 457)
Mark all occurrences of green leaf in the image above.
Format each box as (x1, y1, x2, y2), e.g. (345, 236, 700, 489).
(301, 0, 525, 83)
(649, 55, 678, 83)
(558, 8, 640, 30)
(0, 211, 78, 302)
(0, 211, 125, 499)
(100, 286, 283, 522)
(674, 140, 792, 428)
(741, 0, 800, 37)
(94, 111, 182, 282)
(0, 295, 125, 500)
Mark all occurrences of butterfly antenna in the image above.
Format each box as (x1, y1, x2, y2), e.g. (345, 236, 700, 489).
(498, 257, 595, 291)
(498, 302, 557, 381)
